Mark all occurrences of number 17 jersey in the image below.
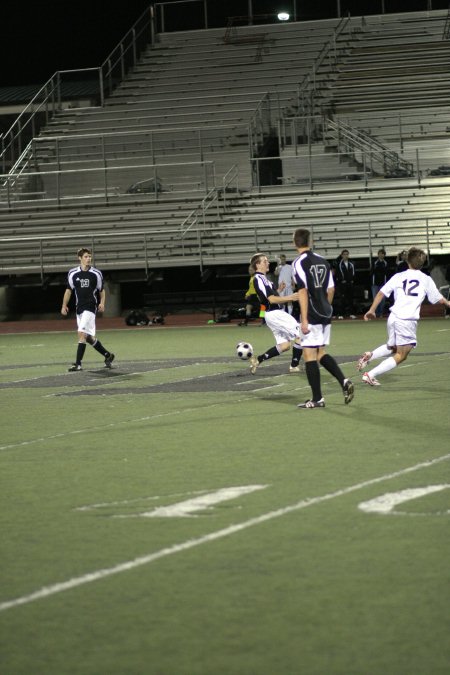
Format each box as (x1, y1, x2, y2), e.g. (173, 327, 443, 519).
(292, 250, 334, 325)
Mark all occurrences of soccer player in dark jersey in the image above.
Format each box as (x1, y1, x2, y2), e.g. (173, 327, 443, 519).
(61, 247, 115, 372)
(248, 253, 303, 374)
(292, 228, 354, 408)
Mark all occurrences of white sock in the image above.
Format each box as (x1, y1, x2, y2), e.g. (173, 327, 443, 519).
(371, 344, 393, 360)
(369, 356, 397, 378)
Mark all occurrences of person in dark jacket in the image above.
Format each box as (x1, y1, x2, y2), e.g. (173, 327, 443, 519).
(335, 249, 356, 318)
(396, 250, 409, 273)
(370, 248, 388, 317)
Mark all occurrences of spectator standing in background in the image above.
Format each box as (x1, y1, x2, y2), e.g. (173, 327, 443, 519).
(396, 250, 409, 273)
(274, 254, 294, 314)
(370, 248, 388, 317)
(335, 249, 356, 319)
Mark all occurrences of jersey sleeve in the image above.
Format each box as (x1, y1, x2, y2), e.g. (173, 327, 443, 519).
(426, 276, 446, 304)
(292, 257, 306, 289)
(379, 275, 397, 297)
(253, 274, 269, 304)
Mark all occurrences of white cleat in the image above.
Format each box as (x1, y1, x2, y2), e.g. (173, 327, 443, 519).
(357, 351, 372, 371)
(362, 372, 381, 386)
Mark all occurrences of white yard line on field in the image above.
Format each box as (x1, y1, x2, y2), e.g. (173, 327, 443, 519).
(1, 452, 449, 613)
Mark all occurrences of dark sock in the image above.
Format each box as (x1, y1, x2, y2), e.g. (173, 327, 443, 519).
(76, 342, 86, 365)
(320, 353, 345, 387)
(291, 344, 303, 368)
(305, 361, 322, 401)
(91, 338, 108, 357)
(258, 345, 280, 363)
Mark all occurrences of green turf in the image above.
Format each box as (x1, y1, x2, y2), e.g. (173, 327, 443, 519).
(0, 319, 449, 674)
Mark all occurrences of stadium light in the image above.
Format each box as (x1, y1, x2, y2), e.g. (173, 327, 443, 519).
(277, 11, 290, 21)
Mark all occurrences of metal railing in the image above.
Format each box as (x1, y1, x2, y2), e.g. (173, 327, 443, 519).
(252, 144, 450, 191)
(1, 215, 448, 279)
(325, 119, 414, 177)
(294, 14, 352, 117)
(1, 6, 154, 173)
(179, 165, 240, 271)
(0, 160, 216, 208)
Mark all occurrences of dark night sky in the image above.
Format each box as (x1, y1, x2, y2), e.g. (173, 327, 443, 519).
(3, 0, 448, 87)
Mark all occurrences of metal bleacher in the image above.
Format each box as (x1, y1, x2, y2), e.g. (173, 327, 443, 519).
(1, 6, 450, 280)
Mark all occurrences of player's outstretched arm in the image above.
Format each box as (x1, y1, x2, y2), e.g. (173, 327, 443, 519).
(364, 290, 385, 321)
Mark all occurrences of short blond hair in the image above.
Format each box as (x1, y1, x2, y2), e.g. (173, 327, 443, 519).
(407, 247, 426, 270)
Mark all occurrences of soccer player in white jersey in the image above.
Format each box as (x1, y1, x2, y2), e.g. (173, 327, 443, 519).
(248, 253, 304, 374)
(358, 246, 450, 385)
(61, 247, 115, 372)
(292, 228, 354, 408)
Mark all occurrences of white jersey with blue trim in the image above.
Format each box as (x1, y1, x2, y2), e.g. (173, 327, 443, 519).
(381, 269, 443, 320)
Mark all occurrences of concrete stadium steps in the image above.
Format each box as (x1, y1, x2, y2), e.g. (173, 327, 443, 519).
(0, 200, 201, 237)
(114, 20, 337, 89)
(4, 10, 450, 277)
(42, 107, 260, 135)
(2, 180, 450, 275)
(329, 12, 449, 113)
(35, 126, 250, 161)
(335, 107, 450, 144)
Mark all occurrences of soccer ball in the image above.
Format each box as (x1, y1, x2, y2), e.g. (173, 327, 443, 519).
(236, 341, 253, 360)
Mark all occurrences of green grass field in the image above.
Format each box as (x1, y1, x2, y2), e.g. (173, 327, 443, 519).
(1, 319, 449, 675)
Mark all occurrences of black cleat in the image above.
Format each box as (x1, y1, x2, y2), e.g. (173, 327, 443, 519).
(68, 364, 82, 372)
(343, 379, 355, 404)
(297, 398, 325, 409)
(104, 353, 115, 368)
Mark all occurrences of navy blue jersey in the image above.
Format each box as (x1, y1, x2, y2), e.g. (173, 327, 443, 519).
(292, 251, 334, 325)
(253, 273, 282, 311)
(371, 258, 388, 286)
(67, 265, 103, 314)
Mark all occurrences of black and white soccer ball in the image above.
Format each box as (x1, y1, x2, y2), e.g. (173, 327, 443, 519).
(236, 341, 253, 360)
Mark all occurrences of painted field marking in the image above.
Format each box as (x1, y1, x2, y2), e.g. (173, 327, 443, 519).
(358, 484, 450, 515)
(115, 485, 268, 518)
(1, 452, 449, 613)
(75, 490, 207, 512)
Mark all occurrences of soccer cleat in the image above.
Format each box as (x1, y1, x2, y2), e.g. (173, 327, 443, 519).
(68, 364, 82, 372)
(362, 372, 381, 386)
(249, 356, 259, 374)
(297, 398, 325, 409)
(343, 378, 355, 404)
(289, 365, 300, 373)
(357, 351, 372, 371)
(349, 314, 357, 319)
(104, 353, 115, 368)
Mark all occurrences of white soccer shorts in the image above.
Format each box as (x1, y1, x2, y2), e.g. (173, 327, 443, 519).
(76, 310, 97, 337)
(264, 309, 300, 345)
(300, 323, 331, 348)
(387, 313, 417, 347)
